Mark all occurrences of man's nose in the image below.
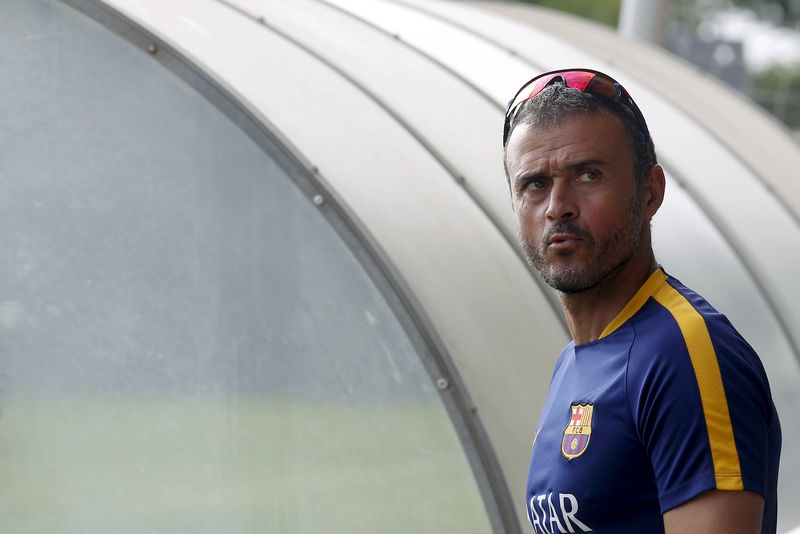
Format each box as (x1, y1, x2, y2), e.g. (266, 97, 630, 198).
(545, 181, 578, 221)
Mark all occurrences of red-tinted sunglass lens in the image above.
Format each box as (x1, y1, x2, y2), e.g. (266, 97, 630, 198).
(558, 71, 597, 92)
(584, 76, 620, 101)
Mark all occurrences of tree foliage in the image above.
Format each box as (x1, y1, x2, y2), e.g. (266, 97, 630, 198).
(515, 0, 800, 28)
(721, 0, 800, 26)
(513, 0, 621, 27)
(751, 63, 800, 129)
(512, 0, 800, 132)
(665, 0, 800, 28)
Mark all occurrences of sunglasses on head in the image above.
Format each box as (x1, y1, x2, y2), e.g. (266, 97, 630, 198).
(502, 68, 651, 146)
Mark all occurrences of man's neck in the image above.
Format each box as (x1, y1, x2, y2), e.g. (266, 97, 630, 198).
(560, 247, 658, 346)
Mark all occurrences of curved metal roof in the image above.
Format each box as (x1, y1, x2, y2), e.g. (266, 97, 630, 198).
(66, 0, 800, 530)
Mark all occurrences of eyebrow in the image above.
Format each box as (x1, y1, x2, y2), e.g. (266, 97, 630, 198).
(514, 159, 608, 185)
(568, 158, 607, 170)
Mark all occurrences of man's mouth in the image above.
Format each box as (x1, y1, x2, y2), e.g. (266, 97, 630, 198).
(548, 233, 582, 248)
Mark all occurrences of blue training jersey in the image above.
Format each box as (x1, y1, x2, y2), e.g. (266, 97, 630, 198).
(526, 268, 781, 533)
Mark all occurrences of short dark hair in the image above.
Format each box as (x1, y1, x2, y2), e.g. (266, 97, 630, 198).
(503, 82, 657, 189)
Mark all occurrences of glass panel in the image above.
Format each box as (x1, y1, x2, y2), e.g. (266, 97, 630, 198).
(0, 1, 492, 532)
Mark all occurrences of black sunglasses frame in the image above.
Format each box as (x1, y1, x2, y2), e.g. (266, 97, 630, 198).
(502, 68, 651, 148)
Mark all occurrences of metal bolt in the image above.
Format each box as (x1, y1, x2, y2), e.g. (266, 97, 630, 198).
(312, 194, 325, 206)
(435, 377, 449, 390)
(146, 43, 158, 54)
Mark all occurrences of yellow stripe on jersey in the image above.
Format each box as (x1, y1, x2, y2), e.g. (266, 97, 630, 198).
(653, 283, 744, 490)
(599, 269, 668, 339)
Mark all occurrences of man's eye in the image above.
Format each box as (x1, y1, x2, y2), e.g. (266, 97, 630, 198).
(578, 169, 600, 182)
(526, 179, 546, 190)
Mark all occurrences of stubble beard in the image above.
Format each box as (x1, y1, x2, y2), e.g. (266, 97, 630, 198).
(521, 200, 643, 294)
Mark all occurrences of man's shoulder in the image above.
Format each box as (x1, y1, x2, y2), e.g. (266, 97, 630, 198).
(632, 273, 749, 352)
(628, 273, 767, 391)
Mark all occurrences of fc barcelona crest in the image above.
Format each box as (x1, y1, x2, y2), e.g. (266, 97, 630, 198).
(562, 403, 594, 460)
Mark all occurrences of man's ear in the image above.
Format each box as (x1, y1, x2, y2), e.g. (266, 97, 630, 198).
(643, 164, 666, 219)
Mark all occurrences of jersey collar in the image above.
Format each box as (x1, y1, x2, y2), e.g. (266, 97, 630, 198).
(598, 267, 668, 339)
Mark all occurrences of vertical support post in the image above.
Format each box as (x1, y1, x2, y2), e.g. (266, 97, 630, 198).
(618, 0, 670, 46)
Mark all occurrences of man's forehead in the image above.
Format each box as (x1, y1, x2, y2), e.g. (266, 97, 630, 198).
(509, 112, 620, 151)
(505, 112, 632, 181)
(512, 110, 622, 141)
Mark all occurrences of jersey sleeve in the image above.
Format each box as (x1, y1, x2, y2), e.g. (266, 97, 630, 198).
(626, 288, 777, 514)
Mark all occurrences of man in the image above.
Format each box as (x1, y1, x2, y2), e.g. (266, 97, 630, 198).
(502, 69, 781, 533)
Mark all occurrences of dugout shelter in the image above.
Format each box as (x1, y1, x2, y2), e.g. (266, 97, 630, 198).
(2, 1, 800, 532)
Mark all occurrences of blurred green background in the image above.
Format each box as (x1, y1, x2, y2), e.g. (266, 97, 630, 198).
(518, 0, 800, 136)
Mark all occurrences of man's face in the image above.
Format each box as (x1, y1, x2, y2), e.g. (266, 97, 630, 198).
(505, 112, 645, 293)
